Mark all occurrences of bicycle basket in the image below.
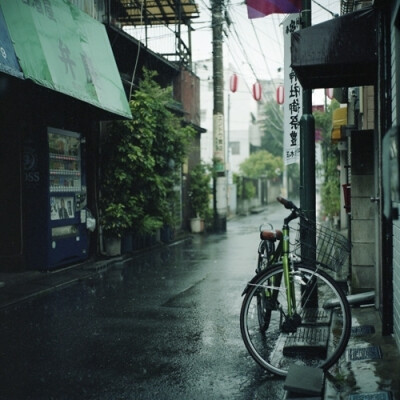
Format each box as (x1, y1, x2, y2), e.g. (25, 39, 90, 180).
(293, 219, 351, 272)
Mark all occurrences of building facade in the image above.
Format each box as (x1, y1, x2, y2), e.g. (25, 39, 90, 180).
(291, 0, 400, 349)
(0, 0, 203, 271)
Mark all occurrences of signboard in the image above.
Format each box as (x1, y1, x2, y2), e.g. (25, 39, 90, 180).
(1, 0, 131, 118)
(213, 113, 225, 171)
(283, 15, 302, 165)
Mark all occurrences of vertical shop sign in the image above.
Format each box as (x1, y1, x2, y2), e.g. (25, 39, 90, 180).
(213, 113, 225, 172)
(283, 15, 302, 165)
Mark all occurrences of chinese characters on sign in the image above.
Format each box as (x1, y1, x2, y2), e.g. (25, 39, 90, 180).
(22, 0, 56, 21)
(1, 0, 131, 118)
(59, 39, 76, 79)
(283, 15, 302, 165)
(213, 113, 225, 172)
(21, 0, 99, 87)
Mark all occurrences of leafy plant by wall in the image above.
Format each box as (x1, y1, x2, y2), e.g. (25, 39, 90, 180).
(188, 163, 211, 219)
(100, 69, 195, 238)
(314, 99, 341, 218)
(233, 174, 257, 200)
(320, 156, 341, 217)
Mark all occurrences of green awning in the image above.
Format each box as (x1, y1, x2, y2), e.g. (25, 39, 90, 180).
(0, 0, 132, 119)
(0, 7, 23, 79)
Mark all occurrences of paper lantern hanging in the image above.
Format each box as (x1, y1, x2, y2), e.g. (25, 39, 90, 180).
(252, 82, 262, 101)
(230, 74, 238, 93)
(276, 85, 284, 105)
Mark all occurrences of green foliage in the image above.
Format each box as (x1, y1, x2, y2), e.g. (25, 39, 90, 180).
(100, 69, 195, 237)
(188, 163, 211, 219)
(233, 174, 257, 200)
(239, 150, 283, 180)
(320, 156, 340, 217)
(260, 101, 284, 157)
(257, 100, 300, 192)
(314, 99, 340, 163)
(314, 99, 341, 217)
(244, 181, 256, 199)
(99, 203, 136, 239)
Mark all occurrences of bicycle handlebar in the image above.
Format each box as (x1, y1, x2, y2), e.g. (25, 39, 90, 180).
(276, 196, 298, 211)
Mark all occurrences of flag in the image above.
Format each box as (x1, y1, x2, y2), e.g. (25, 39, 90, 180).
(246, 0, 301, 19)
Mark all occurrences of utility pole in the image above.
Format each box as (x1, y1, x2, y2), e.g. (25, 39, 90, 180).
(211, 0, 227, 232)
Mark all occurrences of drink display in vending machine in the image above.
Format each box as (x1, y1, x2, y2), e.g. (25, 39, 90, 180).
(47, 128, 88, 269)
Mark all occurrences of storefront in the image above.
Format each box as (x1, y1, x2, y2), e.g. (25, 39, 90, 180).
(0, 0, 131, 271)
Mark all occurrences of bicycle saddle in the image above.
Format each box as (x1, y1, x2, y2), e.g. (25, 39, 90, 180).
(260, 229, 283, 241)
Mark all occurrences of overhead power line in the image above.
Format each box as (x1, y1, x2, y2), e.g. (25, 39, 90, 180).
(312, 0, 339, 18)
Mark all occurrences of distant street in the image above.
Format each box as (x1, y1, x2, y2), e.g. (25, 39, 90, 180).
(0, 202, 290, 400)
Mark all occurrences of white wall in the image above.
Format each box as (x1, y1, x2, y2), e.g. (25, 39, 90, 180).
(195, 61, 258, 174)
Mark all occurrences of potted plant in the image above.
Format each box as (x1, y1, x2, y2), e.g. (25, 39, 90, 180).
(188, 163, 211, 233)
(100, 203, 129, 256)
(99, 190, 141, 256)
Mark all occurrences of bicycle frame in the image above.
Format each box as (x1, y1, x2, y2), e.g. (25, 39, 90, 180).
(252, 208, 301, 322)
(282, 224, 297, 318)
(269, 240, 282, 265)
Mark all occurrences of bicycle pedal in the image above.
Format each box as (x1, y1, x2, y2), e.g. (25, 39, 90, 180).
(300, 308, 332, 326)
(283, 326, 329, 358)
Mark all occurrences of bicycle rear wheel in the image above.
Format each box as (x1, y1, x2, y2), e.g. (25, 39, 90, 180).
(256, 242, 274, 332)
(240, 264, 351, 376)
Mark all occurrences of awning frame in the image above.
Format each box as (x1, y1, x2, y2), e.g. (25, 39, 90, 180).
(291, 7, 378, 89)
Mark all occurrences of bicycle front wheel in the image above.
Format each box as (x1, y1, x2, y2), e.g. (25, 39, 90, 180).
(240, 264, 351, 376)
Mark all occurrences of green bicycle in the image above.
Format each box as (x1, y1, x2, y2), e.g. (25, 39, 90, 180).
(240, 196, 352, 376)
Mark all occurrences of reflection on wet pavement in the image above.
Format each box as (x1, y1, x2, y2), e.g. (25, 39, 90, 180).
(325, 306, 400, 399)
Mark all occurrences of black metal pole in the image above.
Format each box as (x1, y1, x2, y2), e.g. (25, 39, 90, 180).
(300, 0, 316, 223)
(300, 0, 317, 307)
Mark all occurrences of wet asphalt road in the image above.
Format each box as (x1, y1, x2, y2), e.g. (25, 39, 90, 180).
(0, 203, 289, 400)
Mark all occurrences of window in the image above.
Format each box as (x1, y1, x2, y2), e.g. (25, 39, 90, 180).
(230, 141, 240, 155)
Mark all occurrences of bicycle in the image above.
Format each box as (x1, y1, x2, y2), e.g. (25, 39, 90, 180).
(240, 196, 352, 376)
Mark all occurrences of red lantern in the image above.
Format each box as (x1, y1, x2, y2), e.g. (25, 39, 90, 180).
(325, 88, 334, 100)
(230, 74, 238, 93)
(252, 82, 262, 101)
(276, 85, 284, 105)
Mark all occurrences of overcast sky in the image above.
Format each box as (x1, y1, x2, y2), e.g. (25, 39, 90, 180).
(191, 0, 341, 96)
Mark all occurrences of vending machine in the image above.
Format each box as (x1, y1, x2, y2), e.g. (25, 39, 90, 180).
(23, 127, 89, 270)
(48, 127, 88, 268)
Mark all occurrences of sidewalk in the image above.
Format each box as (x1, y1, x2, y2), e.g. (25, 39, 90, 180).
(0, 235, 190, 310)
(0, 256, 123, 310)
(324, 305, 400, 400)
